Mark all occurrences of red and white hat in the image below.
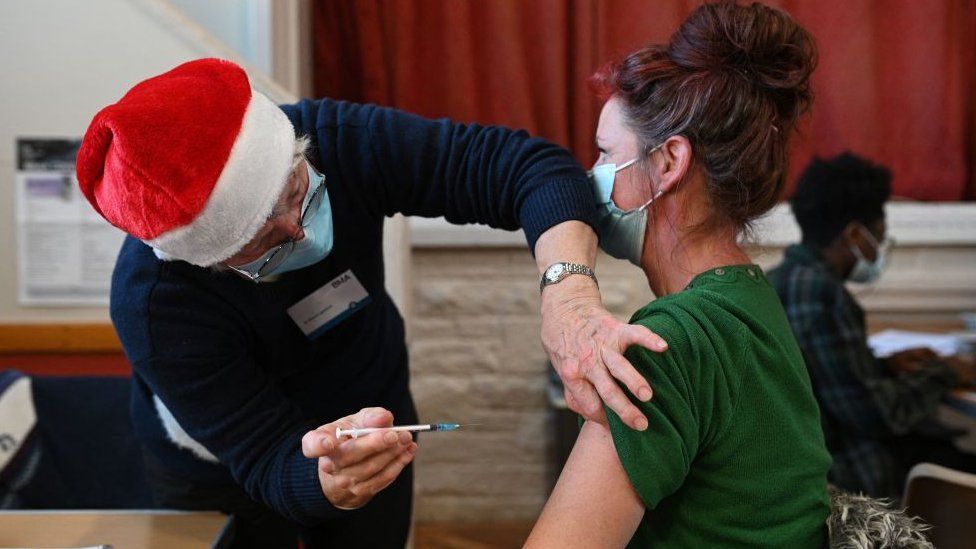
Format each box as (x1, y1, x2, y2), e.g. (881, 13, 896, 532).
(76, 58, 296, 266)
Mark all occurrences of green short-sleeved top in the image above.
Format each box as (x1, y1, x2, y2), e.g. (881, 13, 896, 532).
(608, 265, 831, 548)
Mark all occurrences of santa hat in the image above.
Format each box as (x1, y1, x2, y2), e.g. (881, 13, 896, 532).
(76, 58, 296, 266)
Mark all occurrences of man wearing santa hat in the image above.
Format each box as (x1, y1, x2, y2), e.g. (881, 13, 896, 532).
(76, 58, 665, 547)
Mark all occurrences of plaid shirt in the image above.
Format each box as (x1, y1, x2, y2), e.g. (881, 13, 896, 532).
(767, 244, 958, 498)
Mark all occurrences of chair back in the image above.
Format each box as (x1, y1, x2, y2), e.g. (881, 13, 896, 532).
(904, 462, 976, 549)
(0, 371, 153, 509)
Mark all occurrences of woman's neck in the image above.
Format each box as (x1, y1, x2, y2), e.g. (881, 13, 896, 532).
(637, 172, 752, 296)
(641, 227, 751, 297)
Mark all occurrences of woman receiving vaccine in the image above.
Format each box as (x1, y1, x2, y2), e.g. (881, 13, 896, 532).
(527, 2, 831, 547)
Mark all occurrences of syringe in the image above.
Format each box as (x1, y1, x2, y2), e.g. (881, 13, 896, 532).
(336, 423, 463, 439)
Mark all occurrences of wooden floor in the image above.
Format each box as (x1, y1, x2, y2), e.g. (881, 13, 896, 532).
(414, 521, 534, 549)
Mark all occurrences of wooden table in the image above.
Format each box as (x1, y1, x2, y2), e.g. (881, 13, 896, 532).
(0, 510, 231, 549)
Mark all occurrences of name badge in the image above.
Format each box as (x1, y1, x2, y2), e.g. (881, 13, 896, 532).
(287, 269, 371, 339)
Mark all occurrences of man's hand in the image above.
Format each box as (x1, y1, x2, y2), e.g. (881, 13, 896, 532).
(886, 347, 940, 375)
(886, 347, 976, 387)
(534, 221, 668, 431)
(945, 355, 976, 387)
(542, 276, 667, 430)
(301, 407, 417, 510)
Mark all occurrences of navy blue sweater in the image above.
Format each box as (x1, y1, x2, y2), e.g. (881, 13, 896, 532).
(111, 98, 593, 525)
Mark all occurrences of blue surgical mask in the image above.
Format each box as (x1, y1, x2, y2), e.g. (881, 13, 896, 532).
(232, 161, 334, 281)
(588, 143, 665, 266)
(848, 224, 890, 284)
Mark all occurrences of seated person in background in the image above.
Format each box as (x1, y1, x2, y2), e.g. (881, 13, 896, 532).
(526, 2, 831, 547)
(767, 151, 976, 499)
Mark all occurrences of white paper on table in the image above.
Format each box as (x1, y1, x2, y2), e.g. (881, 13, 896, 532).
(868, 329, 965, 358)
(15, 139, 126, 306)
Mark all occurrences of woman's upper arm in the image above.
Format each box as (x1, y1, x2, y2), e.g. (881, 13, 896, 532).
(526, 316, 706, 548)
(525, 420, 644, 549)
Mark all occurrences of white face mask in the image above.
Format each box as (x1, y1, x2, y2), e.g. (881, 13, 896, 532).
(848, 224, 890, 283)
(588, 142, 665, 266)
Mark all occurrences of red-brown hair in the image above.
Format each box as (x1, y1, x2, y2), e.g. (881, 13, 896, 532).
(594, 1, 817, 230)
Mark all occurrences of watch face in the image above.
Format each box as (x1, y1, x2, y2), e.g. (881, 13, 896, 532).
(546, 263, 565, 282)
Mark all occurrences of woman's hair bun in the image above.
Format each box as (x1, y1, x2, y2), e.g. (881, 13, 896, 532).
(667, 1, 817, 124)
(592, 1, 818, 230)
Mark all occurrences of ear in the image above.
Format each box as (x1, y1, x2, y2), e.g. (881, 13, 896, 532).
(838, 221, 869, 261)
(840, 221, 864, 246)
(652, 135, 693, 196)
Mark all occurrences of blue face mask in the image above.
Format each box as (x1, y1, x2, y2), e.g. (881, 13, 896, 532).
(848, 224, 890, 284)
(588, 142, 665, 266)
(231, 161, 334, 281)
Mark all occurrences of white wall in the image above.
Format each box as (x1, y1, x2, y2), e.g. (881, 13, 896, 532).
(0, 0, 292, 323)
(167, 0, 273, 76)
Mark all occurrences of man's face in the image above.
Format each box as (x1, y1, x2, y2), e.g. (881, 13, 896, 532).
(223, 161, 310, 268)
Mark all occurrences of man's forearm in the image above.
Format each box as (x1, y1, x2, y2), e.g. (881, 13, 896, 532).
(534, 220, 598, 270)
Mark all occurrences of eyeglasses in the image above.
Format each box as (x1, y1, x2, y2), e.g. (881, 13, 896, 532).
(229, 166, 326, 282)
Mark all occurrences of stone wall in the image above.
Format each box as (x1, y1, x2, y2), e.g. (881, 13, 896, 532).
(408, 248, 648, 521)
(408, 239, 976, 522)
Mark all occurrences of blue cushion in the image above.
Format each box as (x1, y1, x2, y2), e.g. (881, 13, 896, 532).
(1, 372, 154, 509)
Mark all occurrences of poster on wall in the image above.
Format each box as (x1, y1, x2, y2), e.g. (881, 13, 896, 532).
(15, 138, 126, 306)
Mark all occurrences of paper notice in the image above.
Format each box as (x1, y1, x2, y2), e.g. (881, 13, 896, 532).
(15, 139, 125, 305)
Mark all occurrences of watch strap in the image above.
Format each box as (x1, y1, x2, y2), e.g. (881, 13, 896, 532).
(540, 262, 598, 293)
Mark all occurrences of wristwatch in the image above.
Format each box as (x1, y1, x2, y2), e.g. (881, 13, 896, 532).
(540, 262, 598, 293)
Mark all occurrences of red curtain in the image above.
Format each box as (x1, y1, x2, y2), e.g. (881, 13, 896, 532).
(313, 1, 976, 201)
